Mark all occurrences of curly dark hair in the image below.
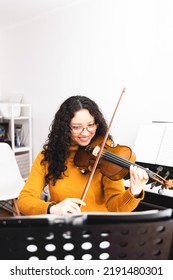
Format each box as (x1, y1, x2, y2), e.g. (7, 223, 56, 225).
(41, 95, 113, 185)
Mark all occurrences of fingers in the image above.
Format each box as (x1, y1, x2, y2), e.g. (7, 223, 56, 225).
(70, 198, 86, 206)
(129, 165, 149, 196)
(130, 165, 148, 182)
(51, 198, 86, 216)
(65, 198, 84, 214)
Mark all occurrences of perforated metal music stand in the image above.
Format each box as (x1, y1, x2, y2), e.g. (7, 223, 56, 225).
(0, 209, 173, 260)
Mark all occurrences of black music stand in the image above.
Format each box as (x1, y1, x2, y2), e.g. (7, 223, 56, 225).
(0, 209, 173, 260)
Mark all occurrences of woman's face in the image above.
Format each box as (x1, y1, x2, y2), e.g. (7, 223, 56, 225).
(70, 109, 98, 146)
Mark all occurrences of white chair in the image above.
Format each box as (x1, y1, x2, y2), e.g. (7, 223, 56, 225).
(0, 142, 25, 216)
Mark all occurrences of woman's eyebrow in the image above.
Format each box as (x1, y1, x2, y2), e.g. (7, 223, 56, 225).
(71, 120, 95, 125)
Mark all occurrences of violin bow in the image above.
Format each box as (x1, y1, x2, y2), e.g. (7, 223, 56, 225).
(80, 87, 126, 205)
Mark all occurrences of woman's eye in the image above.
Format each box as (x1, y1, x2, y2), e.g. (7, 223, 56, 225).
(88, 123, 95, 127)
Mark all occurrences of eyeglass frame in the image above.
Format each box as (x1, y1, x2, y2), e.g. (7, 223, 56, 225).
(70, 122, 98, 134)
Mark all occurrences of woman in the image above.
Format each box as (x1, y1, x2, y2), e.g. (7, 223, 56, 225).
(18, 95, 148, 216)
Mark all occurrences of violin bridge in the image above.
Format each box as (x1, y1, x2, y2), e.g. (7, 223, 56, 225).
(92, 145, 100, 157)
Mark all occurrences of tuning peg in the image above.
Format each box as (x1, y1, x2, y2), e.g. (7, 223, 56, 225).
(156, 166, 163, 173)
(164, 171, 170, 179)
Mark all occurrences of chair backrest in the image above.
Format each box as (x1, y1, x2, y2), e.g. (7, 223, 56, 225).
(0, 142, 25, 200)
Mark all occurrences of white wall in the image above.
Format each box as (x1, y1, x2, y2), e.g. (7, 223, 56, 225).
(0, 0, 173, 160)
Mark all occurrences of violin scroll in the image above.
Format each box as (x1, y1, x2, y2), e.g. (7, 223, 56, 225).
(163, 179, 173, 190)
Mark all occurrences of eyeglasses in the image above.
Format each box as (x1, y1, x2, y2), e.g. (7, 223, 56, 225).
(70, 123, 98, 134)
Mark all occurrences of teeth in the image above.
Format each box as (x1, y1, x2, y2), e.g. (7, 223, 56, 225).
(80, 138, 88, 140)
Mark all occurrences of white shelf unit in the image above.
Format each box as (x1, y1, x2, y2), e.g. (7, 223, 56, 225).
(6, 104, 32, 180)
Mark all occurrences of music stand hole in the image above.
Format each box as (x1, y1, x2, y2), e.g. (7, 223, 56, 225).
(45, 233, 54, 240)
(119, 241, 128, 247)
(136, 251, 145, 258)
(156, 225, 165, 233)
(63, 243, 74, 251)
(120, 229, 129, 235)
(62, 231, 72, 239)
(99, 241, 110, 249)
(100, 232, 110, 237)
(82, 254, 92, 260)
(82, 231, 92, 238)
(137, 240, 146, 246)
(154, 238, 163, 245)
(99, 253, 109, 260)
(47, 255, 57, 260)
(152, 249, 161, 256)
(45, 244, 56, 252)
(137, 228, 148, 235)
(27, 236, 34, 241)
(29, 256, 39, 260)
(81, 242, 92, 250)
(64, 255, 75, 260)
(27, 244, 38, 252)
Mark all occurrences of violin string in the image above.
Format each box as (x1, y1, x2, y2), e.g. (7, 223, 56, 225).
(102, 150, 165, 183)
(102, 150, 134, 168)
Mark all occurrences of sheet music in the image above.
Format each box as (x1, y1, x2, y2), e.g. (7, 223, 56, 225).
(156, 123, 173, 166)
(133, 122, 173, 166)
(133, 124, 166, 164)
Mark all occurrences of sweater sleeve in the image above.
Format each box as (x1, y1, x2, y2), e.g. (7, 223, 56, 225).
(102, 176, 145, 212)
(18, 151, 53, 215)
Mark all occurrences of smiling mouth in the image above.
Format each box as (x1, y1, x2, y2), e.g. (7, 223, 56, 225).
(79, 137, 89, 141)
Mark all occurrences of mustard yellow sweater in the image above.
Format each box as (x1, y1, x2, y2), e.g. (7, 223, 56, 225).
(18, 145, 144, 215)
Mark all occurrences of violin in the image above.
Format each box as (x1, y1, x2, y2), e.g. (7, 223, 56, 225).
(74, 136, 173, 190)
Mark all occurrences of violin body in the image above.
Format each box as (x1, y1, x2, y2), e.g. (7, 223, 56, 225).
(74, 137, 136, 180)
